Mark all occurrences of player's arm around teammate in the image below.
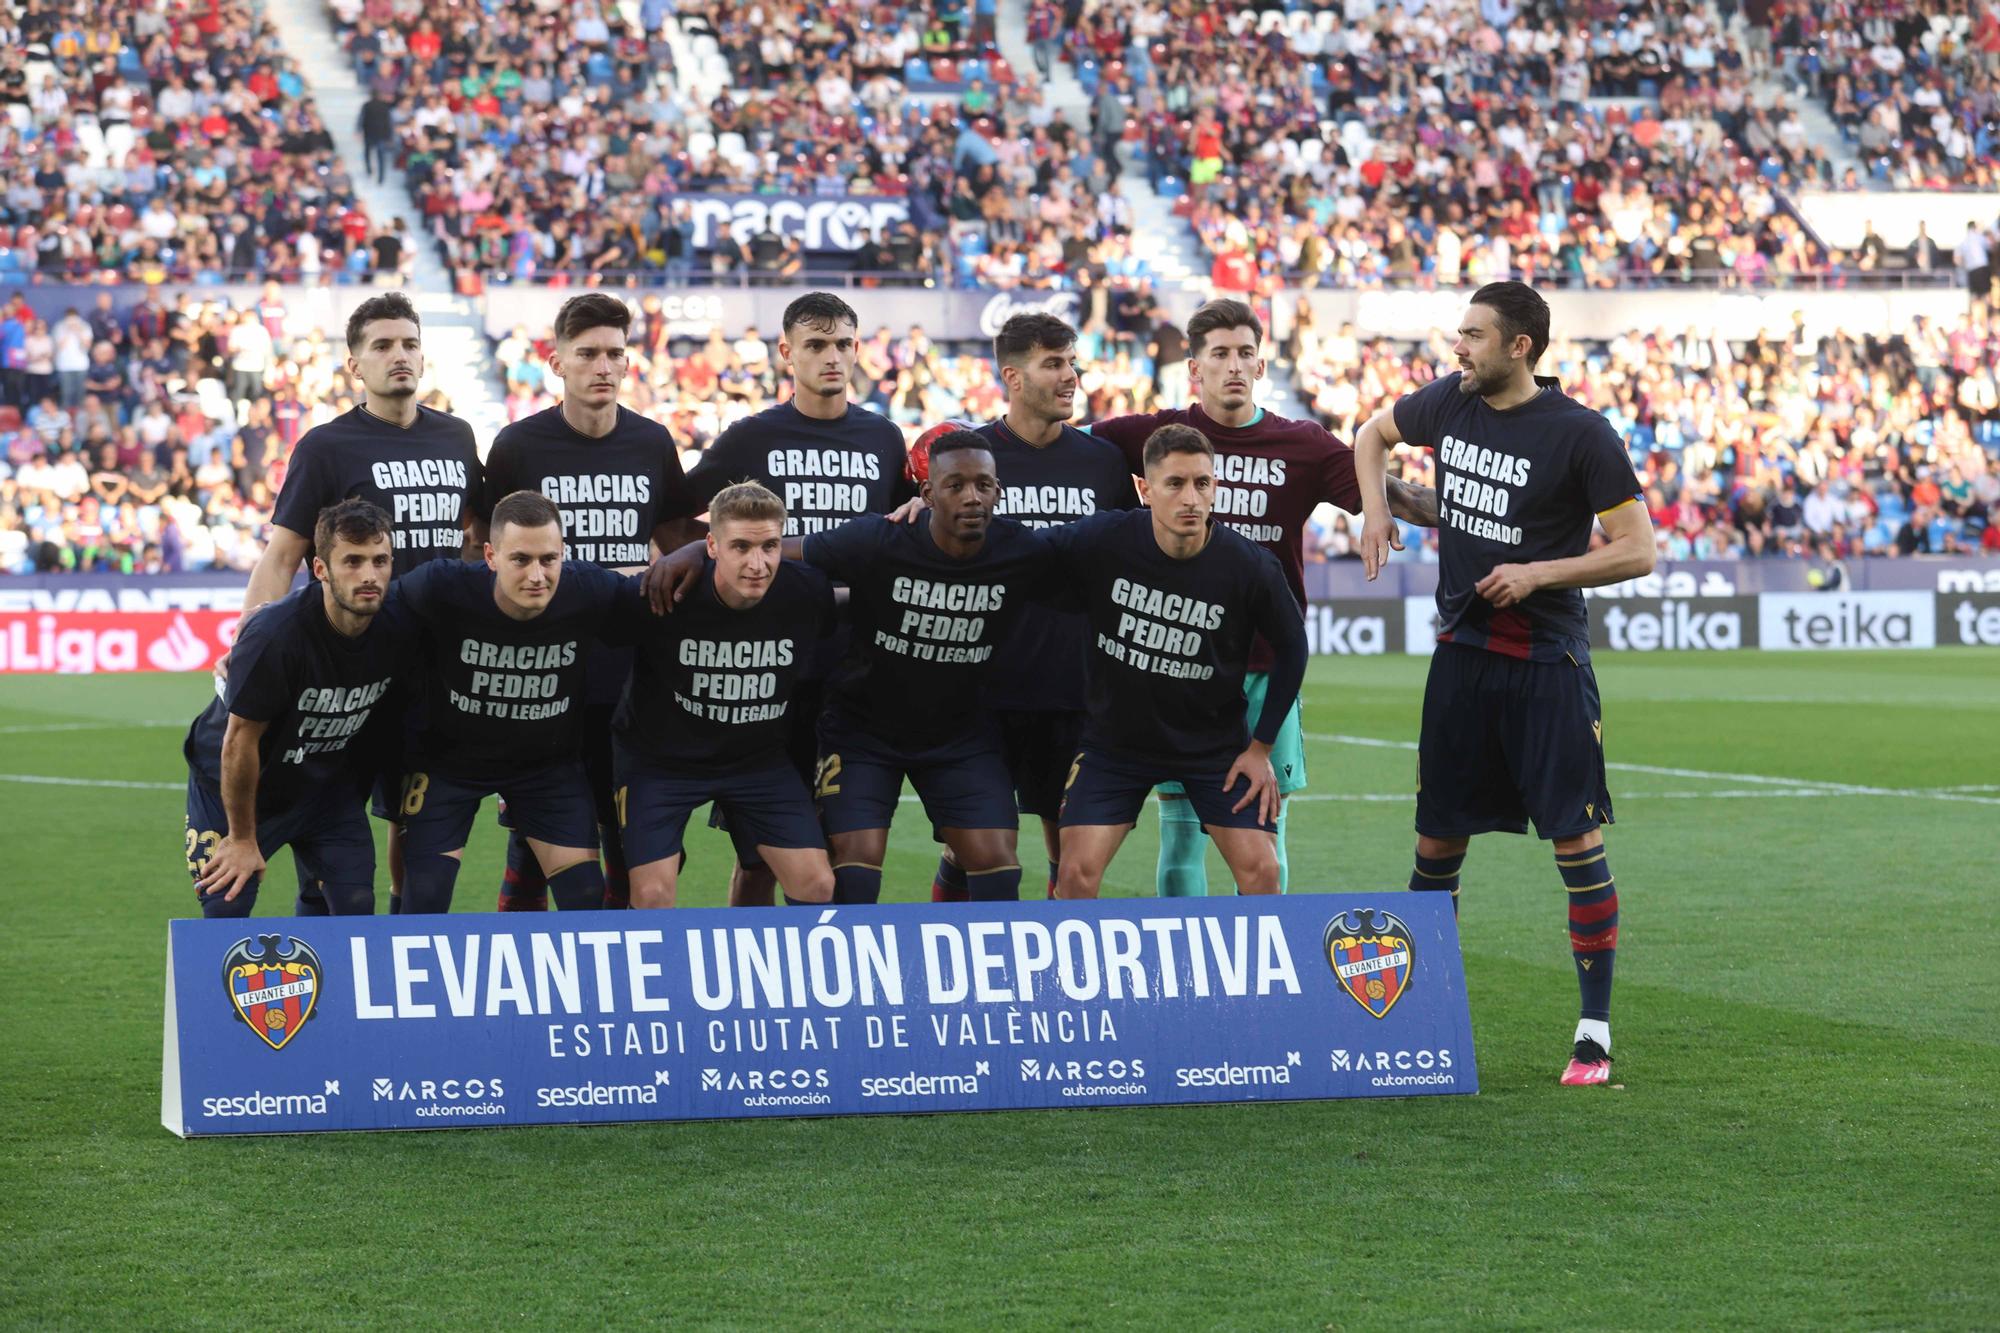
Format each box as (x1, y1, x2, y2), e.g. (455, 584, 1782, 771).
(617, 485, 837, 909)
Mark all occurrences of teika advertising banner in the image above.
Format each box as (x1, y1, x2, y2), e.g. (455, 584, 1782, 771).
(163, 895, 1476, 1135)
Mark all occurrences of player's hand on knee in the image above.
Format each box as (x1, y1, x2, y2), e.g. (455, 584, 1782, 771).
(1359, 512, 1402, 580)
(196, 836, 265, 902)
(885, 497, 928, 525)
(1225, 742, 1279, 825)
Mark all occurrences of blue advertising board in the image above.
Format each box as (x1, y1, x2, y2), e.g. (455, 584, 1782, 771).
(163, 895, 1475, 1136)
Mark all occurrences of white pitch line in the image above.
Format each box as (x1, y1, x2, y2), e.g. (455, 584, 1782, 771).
(0, 719, 181, 736)
(895, 788, 1864, 806)
(0, 773, 181, 791)
(1304, 732, 2000, 807)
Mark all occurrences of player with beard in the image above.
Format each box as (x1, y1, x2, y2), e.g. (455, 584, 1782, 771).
(183, 501, 406, 917)
(477, 293, 692, 913)
(922, 312, 1139, 903)
(1354, 281, 1654, 1087)
(648, 434, 1050, 905)
(392, 491, 637, 914)
(1089, 298, 1438, 898)
(660, 292, 915, 907)
(236, 292, 483, 915)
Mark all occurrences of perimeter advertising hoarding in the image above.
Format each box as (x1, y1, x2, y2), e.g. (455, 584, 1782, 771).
(1941, 594, 2000, 646)
(162, 895, 1476, 1135)
(1757, 592, 1937, 651)
(0, 576, 245, 673)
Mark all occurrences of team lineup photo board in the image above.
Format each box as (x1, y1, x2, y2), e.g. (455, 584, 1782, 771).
(164, 894, 1475, 1135)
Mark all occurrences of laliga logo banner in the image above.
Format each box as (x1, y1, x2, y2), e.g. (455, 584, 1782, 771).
(0, 610, 238, 674)
(162, 896, 1476, 1136)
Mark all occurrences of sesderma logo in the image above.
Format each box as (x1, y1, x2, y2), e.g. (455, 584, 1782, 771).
(1174, 1052, 1302, 1089)
(860, 1062, 990, 1099)
(200, 1089, 331, 1119)
(535, 1081, 660, 1109)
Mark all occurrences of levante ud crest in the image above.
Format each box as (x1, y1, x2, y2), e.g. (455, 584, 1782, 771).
(223, 935, 323, 1051)
(1323, 909, 1413, 1020)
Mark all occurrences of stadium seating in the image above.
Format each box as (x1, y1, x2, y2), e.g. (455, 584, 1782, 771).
(0, 291, 452, 573)
(0, 0, 401, 282)
(1288, 306, 2000, 560)
(1059, 0, 1994, 285)
(327, 0, 1138, 287)
(1780, 0, 2000, 189)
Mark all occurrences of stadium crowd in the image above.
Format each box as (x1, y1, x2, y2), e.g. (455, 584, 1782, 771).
(1044, 0, 1999, 287)
(0, 0, 408, 284)
(327, 0, 1161, 293)
(8, 280, 1997, 573)
(1289, 301, 2000, 559)
(1785, 0, 2000, 189)
(0, 288, 450, 573)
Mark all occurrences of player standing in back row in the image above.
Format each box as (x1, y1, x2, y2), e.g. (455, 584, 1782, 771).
(240, 291, 483, 914)
(1354, 281, 1655, 1087)
(1090, 299, 1438, 898)
(663, 293, 915, 907)
(478, 293, 691, 913)
(927, 312, 1139, 903)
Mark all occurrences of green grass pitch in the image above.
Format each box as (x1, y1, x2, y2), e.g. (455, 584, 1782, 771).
(2, 652, 1996, 1326)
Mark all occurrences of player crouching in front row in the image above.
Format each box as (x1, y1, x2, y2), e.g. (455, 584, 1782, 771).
(183, 500, 406, 916)
(613, 483, 837, 908)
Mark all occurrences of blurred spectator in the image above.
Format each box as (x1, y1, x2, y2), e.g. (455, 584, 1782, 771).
(0, 0, 391, 283)
(0, 289, 454, 572)
(1786, 0, 2000, 189)
(1292, 304, 2000, 558)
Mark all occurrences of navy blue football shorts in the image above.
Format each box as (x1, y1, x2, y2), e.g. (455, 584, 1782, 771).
(497, 703, 621, 835)
(709, 679, 824, 868)
(185, 774, 375, 917)
(998, 708, 1086, 820)
(397, 762, 600, 858)
(1059, 746, 1276, 832)
(814, 715, 1017, 835)
(1416, 641, 1614, 841)
(615, 743, 825, 866)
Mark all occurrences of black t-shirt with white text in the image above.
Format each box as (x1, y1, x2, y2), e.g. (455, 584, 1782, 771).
(802, 515, 1054, 748)
(1045, 511, 1307, 771)
(184, 585, 406, 819)
(480, 405, 686, 567)
(269, 405, 482, 576)
(673, 401, 914, 534)
(394, 558, 638, 780)
(1393, 372, 1642, 661)
(978, 417, 1141, 712)
(614, 559, 836, 774)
